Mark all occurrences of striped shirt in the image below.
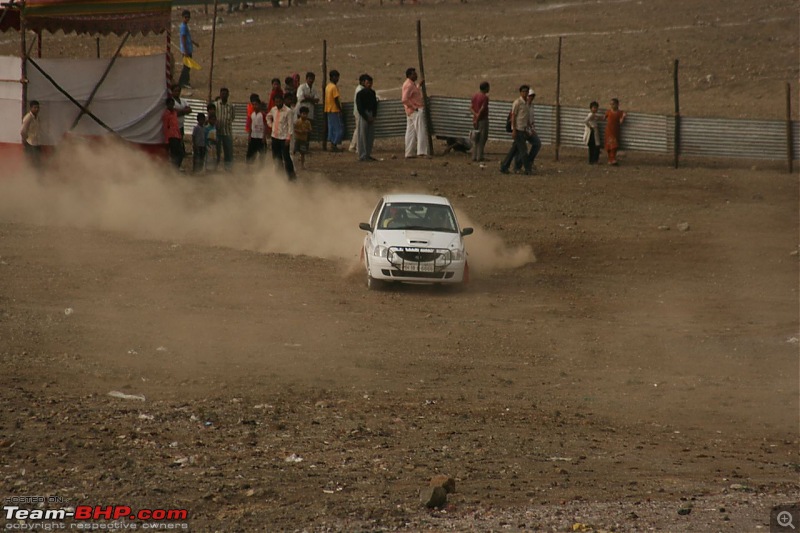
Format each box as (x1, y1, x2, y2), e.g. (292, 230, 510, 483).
(215, 100, 235, 136)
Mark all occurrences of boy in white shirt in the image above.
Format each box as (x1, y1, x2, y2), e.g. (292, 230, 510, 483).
(247, 101, 267, 165)
(266, 93, 296, 180)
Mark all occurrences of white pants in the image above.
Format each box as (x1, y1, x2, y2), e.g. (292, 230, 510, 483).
(405, 108, 429, 157)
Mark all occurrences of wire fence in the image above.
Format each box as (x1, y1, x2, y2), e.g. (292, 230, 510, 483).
(185, 97, 800, 164)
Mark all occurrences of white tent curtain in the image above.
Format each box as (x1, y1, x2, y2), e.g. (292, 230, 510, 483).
(0, 54, 167, 145)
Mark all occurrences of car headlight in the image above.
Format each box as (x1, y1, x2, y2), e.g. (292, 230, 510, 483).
(450, 248, 464, 261)
(374, 245, 388, 258)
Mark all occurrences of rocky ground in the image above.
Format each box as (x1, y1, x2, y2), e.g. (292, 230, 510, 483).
(1, 0, 798, 531)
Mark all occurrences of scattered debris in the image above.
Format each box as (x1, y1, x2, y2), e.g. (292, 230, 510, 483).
(107, 391, 145, 401)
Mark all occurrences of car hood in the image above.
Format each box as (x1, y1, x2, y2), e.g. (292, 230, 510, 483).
(373, 229, 464, 250)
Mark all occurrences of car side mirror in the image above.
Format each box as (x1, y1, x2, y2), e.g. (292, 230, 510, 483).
(359, 222, 372, 232)
(460, 227, 474, 236)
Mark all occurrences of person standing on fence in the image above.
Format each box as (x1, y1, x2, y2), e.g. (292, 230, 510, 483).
(356, 74, 378, 162)
(583, 100, 602, 164)
(20, 99, 42, 168)
(500, 85, 531, 175)
(178, 10, 198, 91)
(402, 67, 429, 158)
(604, 97, 626, 166)
(349, 74, 367, 153)
(215, 87, 236, 171)
(470, 81, 490, 162)
(325, 70, 344, 152)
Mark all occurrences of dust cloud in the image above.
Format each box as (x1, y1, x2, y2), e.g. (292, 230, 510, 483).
(0, 139, 534, 273)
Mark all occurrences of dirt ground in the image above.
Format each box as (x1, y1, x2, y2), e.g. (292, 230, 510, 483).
(1, 1, 799, 531)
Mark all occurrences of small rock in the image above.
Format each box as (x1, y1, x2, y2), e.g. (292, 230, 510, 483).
(420, 486, 447, 508)
(410, 171, 418, 177)
(429, 475, 456, 494)
(677, 222, 690, 232)
(658, 225, 670, 231)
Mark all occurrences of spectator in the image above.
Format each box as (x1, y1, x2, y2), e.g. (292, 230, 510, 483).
(267, 93, 296, 180)
(284, 76, 297, 98)
(205, 102, 218, 170)
(583, 100, 602, 164)
(519, 88, 542, 172)
(247, 101, 267, 165)
(267, 78, 283, 112)
(214, 87, 235, 171)
(171, 84, 192, 167)
(470, 81, 490, 162)
(349, 74, 367, 153)
(178, 10, 198, 91)
(401, 67, 429, 158)
(500, 85, 531, 175)
(294, 106, 312, 169)
(20, 99, 42, 168)
(204, 113, 218, 171)
(245, 93, 260, 136)
(355, 74, 378, 162)
(192, 112, 207, 174)
(296, 72, 320, 126)
(163, 97, 182, 169)
(604, 97, 626, 165)
(325, 70, 344, 151)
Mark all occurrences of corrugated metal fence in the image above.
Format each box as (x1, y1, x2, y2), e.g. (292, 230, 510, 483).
(185, 97, 800, 161)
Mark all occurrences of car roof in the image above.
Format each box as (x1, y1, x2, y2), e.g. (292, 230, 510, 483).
(382, 194, 451, 206)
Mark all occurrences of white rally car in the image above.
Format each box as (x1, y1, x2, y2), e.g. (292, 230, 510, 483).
(358, 194, 473, 290)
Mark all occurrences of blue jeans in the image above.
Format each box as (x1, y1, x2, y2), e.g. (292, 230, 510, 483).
(217, 134, 234, 170)
(327, 112, 344, 146)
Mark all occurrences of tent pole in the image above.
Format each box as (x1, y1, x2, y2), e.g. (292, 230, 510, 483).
(36, 29, 41, 58)
(208, 0, 218, 102)
(70, 32, 130, 131)
(20, 0, 27, 119)
(416, 19, 434, 155)
(27, 57, 118, 135)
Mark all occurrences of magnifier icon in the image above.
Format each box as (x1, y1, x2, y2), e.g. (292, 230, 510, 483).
(778, 511, 796, 529)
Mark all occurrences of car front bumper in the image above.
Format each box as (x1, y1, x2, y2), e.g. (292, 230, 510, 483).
(366, 247, 467, 284)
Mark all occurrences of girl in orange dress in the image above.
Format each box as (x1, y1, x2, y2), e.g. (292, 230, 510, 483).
(604, 98, 627, 165)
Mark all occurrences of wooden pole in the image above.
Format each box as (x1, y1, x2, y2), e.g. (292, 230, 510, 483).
(36, 30, 41, 58)
(96, 37, 100, 58)
(322, 39, 328, 151)
(416, 19, 433, 155)
(27, 57, 118, 135)
(20, 1, 27, 120)
(673, 59, 681, 169)
(207, 0, 219, 102)
(554, 36, 562, 161)
(787, 82, 794, 174)
(70, 32, 130, 131)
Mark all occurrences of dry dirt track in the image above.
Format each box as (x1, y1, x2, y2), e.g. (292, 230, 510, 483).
(1, 0, 800, 531)
(1, 138, 798, 531)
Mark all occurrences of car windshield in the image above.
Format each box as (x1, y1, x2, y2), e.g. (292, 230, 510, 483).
(377, 203, 457, 232)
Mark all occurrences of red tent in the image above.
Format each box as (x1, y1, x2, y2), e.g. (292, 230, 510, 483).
(0, 0, 174, 166)
(0, 0, 171, 36)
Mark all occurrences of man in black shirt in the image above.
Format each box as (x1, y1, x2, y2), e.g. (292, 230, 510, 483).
(355, 74, 378, 162)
